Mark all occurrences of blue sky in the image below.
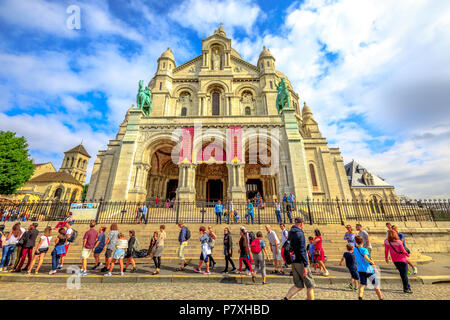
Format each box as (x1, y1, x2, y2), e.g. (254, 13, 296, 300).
(1, 0, 450, 198)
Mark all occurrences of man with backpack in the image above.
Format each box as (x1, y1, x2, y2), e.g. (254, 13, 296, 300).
(266, 225, 282, 274)
(14, 223, 39, 272)
(176, 222, 190, 271)
(59, 221, 76, 269)
(80, 220, 98, 276)
(283, 217, 315, 300)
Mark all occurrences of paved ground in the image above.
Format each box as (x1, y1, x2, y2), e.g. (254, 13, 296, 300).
(1, 281, 448, 300)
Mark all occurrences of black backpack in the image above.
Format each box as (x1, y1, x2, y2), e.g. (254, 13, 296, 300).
(185, 227, 191, 241)
(248, 231, 256, 245)
(283, 239, 295, 265)
(68, 229, 78, 243)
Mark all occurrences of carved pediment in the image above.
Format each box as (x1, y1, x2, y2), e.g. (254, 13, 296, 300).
(173, 56, 202, 76)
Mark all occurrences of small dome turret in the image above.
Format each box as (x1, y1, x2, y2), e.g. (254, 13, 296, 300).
(160, 47, 175, 61)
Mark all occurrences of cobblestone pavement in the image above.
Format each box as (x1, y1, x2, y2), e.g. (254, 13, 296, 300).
(1, 281, 448, 300)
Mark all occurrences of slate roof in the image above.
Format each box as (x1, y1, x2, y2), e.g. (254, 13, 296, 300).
(64, 144, 90, 158)
(344, 160, 393, 188)
(28, 172, 82, 186)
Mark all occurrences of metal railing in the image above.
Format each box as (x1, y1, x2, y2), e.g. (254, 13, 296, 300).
(0, 198, 448, 225)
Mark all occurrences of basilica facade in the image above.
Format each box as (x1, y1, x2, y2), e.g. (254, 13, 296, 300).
(86, 26, 397, 203)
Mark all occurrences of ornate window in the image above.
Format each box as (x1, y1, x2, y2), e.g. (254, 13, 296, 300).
(212, 92, 220, 115)
(70, 157, 74, 167)
(309, 164, 318, 188)
(179, 91, 191, 116)
(77, 159, 81, 168)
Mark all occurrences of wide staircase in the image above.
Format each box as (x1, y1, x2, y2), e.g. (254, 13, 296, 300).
(1, 221, 435, 266)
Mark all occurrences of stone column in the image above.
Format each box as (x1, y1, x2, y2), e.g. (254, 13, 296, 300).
(177, 162, 197, 201)
(227, 162, 246, 202)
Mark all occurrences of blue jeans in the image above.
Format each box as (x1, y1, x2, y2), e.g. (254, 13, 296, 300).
(51, 249, 62, 271)
(275, 210, 282, 224)
(286, 211, 292, 223)
(247, 212, 254, 224)
(216, 212, 222, 224)
(0, 244, 15, 268)
(394, 262, 410, 291)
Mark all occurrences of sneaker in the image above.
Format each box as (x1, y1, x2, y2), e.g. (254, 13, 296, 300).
(98, 263, 104, 268)
(48, 270, 56, 275)
(104, 272, 112, 276)
(81, 270, 88, 276)
(221, 270, 228, 274)
(120, 272, 124, 276)
(413, 267, 417, 275)
(56, 265, 63, 270)
(230, 268, 236, 273)
(348, 283, 354, 290)
(91, 264, 99, 270)
(193, 268, 201, 273)
(130, 268, 137, 273)
(404, 288, 413, 294)
(323, 271, 329, 276)
(202, 271, 211, 275)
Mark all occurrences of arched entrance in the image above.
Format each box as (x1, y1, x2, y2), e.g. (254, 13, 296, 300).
(166, 179, 178, 200)
(207, 179, 223, 201)
(246, 178, 263, 199)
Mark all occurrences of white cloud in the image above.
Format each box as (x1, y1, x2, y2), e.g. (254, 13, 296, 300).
(169, 0, 262, 36)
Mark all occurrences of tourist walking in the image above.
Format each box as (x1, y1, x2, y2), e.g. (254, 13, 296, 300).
(355, 223, 372, 256)
(344, 225, 356, 247)
(104, 233, 128, 276)
(280, 224, 289, 268)
(246, 199, 254, 224)
(312, 229, 328, 276)
(288, 193, 296, 210)
(14, 223, 39, 272)
(0, 223, 22, 271)
(222, 227, 235, 273)
(392, 225, 417, 274)
(283, 217, 315, 300)
(101, 223, 119, 272)
(214, 200, 224, 224)
(152, 225, 166, 275)
(285, 202, 293, 224)
(251, 231, 269, 284)
(237, 229, 254, 277)
(233, 209, 239, 224)
(49, 228, 67, 275)
(266, 225, 282, 274)
(27, 226, 52, 274)
(207, 226, 216, 269)
(274, 199, 282, 224)
(385, 230, 413, 294)
(193, 226, 211, 275)
(92, 227, 106, 270)
(339, 244, 359, 291)
(155, 196, 159, 208)
(306, 236, 318, 273)
(124, 230, 137, 272)
(9, 223, 25, 270)
(176, 222, 190, 271)
(147, 231, 158, 266)
(354, 235, 382, 300)
(140, 203, 148, 224)
(80, 220, 98, 276)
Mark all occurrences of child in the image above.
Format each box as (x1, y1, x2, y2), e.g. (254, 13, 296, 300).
(252, 231, 269, 284)
(223, 210, 229, 224)
(233, 209, 239, 224)
(104, 233, 128, 276)
(339, 244, 359, 291)
(306, 236, 318, 273)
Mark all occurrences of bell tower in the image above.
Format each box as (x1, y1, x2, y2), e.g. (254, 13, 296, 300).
(60, 143, 91, 185)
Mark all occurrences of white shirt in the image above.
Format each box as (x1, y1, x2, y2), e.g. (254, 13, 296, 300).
(275, 203, 281, 210)
(66, 228, 73, 236)
(281, 229, 288, 245)
(39, 235, 53, 249)
(267, 230, 279, 246)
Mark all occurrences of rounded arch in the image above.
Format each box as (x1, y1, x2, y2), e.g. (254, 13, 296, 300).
(53, 185, 64, 200)
(242, 129, 286, 163)
(234, 83, 259, 97)
(204, 80, 229, 93)
(308, 162, 319, 188)
(173, 84, 197, 97)
(77, 158, 82, 168)
(203, 39, 228, 52)
(136, 133, 178, 165)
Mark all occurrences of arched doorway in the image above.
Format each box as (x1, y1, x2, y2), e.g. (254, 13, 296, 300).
(54, 188, 63, 200)
(166, 179, 178, 200)
(246, 178, 263, 199)
(207, 179, 223, 201)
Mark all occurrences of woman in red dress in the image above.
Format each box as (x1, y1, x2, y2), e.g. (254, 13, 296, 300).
(313, 229, 329, 276)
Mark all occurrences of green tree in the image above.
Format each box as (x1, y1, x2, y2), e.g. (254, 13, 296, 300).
(0, 131, 34, 194)
(81, 184, 89, 202)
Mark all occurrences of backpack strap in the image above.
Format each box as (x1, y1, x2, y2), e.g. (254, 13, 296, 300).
(389, 241, 403, 255)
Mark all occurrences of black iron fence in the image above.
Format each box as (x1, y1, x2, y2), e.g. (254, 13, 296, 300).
(0, 198, 449, 225)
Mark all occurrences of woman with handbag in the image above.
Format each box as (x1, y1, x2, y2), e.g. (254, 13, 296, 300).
(312, 229, 329, 276)
(193, 226, 211, 275)
(27, 226, 52, 274)
(385, 230, 413, 294)
(222, 227, 236, 273)
(49, 228, 67, 275)
(153, 225, 166, 275)
(207, 226, 216, 269)
(392, 225, 417, 275)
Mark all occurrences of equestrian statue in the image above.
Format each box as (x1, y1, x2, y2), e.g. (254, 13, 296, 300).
(275, 78, 291, 114)
(136, 80, 153, 116)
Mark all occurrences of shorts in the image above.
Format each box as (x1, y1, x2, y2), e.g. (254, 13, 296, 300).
(200, 252, 209, 263)
(94, 246, 104, 254)
(177, 241, 188, 259)
(358, 271, 377, 287)
(81, 248, 92, 259)
(272, 244, 282, 260)
(348, 267, 360, 280)
(292, 262, 315, 289)
(35, 247, 49, 255)
(105, 248, 113, 258)
(113, 248, 125, 260)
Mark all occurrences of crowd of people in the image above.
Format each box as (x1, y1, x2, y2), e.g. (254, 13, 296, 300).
(0, 213, 418, 300)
